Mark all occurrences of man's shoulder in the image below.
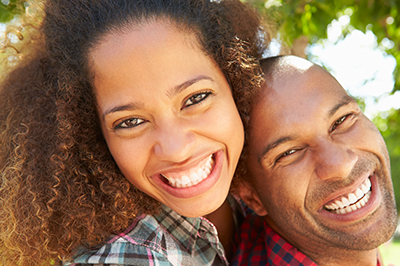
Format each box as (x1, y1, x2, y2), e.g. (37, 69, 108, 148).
(232, 214, 318, 266)
(232, 214, 269, 265)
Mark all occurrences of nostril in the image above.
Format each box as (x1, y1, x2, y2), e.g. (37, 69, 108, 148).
(153, 130, 197, 161)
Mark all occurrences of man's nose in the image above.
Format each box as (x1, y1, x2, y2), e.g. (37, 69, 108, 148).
(314, 139, 358, 181)
(153, 119, 196, 163)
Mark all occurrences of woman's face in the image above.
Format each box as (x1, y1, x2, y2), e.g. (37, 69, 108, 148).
(90, 21, 244, 217)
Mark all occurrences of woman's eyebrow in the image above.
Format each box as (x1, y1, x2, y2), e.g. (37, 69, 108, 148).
(167, 75, 214, 98)
(103, 102, 145, 121)
(102, 75, 215, 120)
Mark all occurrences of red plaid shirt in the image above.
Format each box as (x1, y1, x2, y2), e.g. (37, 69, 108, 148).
(232, 214, 382, 266)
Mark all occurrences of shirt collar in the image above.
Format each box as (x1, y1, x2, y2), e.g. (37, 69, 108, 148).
(154, 204, 220, 254)
(264, 220, 382, 266)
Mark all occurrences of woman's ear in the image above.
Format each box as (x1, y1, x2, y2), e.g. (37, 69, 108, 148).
(239, 181, 268, 216)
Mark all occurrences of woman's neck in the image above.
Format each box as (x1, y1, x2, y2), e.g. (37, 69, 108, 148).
(204, 199, 235, 261)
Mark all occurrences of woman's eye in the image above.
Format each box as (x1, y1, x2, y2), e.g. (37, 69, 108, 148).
(332, 115, 349, 131)
(114, 118, 145, 129)
(183, 91, 211, 108)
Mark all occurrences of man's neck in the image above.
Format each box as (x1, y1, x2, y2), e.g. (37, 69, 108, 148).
(308, 249, 379, 266)
(265, 217, 380, 266)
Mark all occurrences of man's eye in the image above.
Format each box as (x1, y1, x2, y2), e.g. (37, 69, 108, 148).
(276, 149, 297, 162)
(114, 118, 145, 129)
(183, 91, 211, 108)
(332, 115, 349, 131)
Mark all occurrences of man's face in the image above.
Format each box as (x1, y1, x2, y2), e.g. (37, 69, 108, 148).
(244, 61, 397, 257)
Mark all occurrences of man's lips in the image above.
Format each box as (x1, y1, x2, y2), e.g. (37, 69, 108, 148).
(324, 176, 372, 214)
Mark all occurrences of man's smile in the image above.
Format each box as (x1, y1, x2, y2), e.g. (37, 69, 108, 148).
(324, 176, 372, 214)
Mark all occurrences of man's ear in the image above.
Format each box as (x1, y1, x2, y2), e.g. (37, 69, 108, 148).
(239, 181, 268, 216)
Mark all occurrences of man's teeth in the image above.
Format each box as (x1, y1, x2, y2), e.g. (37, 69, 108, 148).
(324, 177, 372, 214)
(162, 155, 214, 188)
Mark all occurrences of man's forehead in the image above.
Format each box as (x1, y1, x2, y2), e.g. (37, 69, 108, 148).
(263, 56, 314, 82)
(249, 67, 357, 165)
(250, 62, 354, 137)
(257, 66, 324, 108)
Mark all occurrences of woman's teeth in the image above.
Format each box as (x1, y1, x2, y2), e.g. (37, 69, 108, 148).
(162, 155, 214, 188)
(324, 177, 372, 214)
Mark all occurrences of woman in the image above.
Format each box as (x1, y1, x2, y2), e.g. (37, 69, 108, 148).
(0, 0, 268, 265)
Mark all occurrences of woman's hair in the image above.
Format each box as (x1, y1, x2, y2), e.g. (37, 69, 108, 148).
(0, 0, 269, 264)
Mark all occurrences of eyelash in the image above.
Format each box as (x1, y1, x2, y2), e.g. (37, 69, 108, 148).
(331, 114, 351, 131)
(112, 91, 212, 130)
(275, 114, 353, 163)
(114, 117, 145, 130)
(183, 91, 212, 109)
(276, 149, 297, 162)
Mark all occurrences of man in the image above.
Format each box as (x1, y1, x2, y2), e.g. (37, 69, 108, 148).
(233, 55, 398, 266)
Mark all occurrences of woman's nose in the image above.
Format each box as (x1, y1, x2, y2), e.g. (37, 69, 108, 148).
(153, 119, 197, 163)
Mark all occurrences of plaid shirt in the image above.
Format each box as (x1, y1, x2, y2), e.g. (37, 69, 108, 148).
(232, 214, 382, 266)
(65, 196, 243, 266)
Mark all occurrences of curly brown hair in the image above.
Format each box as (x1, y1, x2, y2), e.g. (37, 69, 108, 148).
(0, 0, 269, 264)
(231, 56, 282, 193)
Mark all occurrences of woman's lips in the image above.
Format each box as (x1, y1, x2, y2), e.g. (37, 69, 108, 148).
(152, 150, 224, 199)
(161, 154, 214, 188)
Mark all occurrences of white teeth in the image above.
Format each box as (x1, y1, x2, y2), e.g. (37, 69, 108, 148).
(341, 197, 350, 206)
(355, 188, 364, 198)
(335, 200, 344, 208)
(360, 197, 366, 206)
(161, 155, 214, 188)
(205, 167, 210, 175)
(181, 175, 191, 187)
(325, 177, 372, 214)
(348, 193, 357, 204)
(361, 184, 369, 194)
(366, 178, 371, 188)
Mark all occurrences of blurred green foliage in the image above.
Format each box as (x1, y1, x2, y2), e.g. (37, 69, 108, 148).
(247, 0, 400, 92)
(0, 0, 19, 22)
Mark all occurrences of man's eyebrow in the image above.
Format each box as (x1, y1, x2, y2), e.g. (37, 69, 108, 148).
(258, 136, 294, 163)
(327, 95, 356, 119)
(257, 95, 356, 163)
(167, 75, 214, 98)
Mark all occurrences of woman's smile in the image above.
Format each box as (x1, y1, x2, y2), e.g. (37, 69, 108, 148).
(152, 150, 225, 200)
(159, 153, 214, 188)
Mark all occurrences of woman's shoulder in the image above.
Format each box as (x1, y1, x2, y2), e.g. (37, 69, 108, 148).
(64, 205, 227, 266)
(64, 212, 188, 265)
